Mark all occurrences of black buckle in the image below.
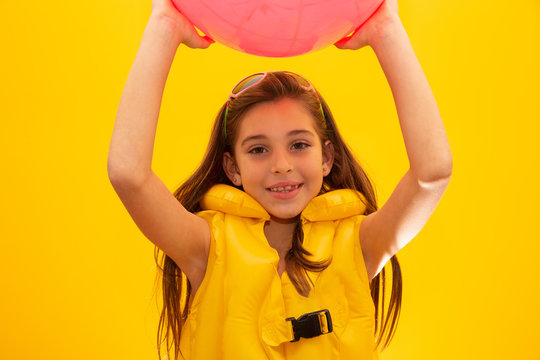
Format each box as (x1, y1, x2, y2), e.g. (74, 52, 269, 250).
(286, 309, 333, 342)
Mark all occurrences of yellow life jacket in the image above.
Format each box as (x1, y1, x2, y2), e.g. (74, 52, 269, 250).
(179, 184, 379, 359)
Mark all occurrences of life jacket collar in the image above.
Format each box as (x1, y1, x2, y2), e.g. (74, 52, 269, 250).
(200, 184, 368, 222)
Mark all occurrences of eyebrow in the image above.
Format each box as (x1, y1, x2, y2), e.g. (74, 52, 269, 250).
(240, 130, 315, 147)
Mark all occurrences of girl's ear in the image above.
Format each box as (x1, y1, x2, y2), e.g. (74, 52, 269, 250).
(322, 140, 335, 177)
(223, 152, 242, 186)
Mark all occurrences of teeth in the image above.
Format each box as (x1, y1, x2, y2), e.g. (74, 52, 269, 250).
(269, 184, 300, 192)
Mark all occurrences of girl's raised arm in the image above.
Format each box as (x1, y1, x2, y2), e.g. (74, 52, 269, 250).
(108, 3, 213, 181)
(107, 2, 214, 293)
(335, 0, 453, 280)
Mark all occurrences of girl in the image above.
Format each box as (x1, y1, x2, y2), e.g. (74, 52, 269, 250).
(108, 0, 453, 359)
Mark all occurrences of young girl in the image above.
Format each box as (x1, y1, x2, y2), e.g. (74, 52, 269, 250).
(108, 0, 452, 359)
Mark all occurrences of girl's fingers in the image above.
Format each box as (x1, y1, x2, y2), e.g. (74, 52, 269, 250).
(334, 0, 401, 50)
(183, 31, 215, 49)
(203, 35, 216, 44)
(334, 37, 352, 50)
(149, 0, 214, 49)
(200, 36, 216, 48)
(334, 31, 367, 50)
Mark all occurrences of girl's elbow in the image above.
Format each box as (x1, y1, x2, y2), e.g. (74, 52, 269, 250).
(415, 162, 453, 187)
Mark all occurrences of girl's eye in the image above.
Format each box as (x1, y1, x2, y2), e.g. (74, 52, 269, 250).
(291, 142, 309, 150)
(248, 146, 267, 154)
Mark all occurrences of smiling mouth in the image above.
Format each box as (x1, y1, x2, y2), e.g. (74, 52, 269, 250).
(267, 184, 302, 193)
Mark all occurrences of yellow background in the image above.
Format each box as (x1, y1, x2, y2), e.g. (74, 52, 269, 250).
(1, 0, 539, 359)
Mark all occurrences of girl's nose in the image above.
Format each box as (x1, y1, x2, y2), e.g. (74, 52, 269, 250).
(271, 149, 293, 174)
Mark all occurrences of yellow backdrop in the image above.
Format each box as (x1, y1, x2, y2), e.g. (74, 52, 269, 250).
(1, 0, 539, 359)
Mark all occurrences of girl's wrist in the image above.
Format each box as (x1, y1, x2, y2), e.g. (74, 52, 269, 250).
(147, 12, 185, 47)
(367, 15, 406, 50)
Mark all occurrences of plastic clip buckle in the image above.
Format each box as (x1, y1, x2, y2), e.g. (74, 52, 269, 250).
(286, 309, 333, 342)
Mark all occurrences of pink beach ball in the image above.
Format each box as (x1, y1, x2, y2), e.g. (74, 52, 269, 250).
(172, 0, 383, 57)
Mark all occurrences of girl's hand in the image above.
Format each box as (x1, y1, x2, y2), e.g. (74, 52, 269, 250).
(334, 0, 400, 50)
(150, 0, 215, 49)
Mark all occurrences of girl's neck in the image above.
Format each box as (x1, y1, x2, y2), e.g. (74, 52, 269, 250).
(263, 216, 297, 257)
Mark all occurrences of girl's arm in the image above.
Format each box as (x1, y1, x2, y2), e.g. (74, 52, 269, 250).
(107, 2, 214, 293)
(335, 0, 453, 280)
(108, 5, 213, 181)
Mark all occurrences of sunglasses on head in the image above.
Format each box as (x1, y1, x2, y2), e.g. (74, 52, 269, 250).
(223, 71, 325, 139)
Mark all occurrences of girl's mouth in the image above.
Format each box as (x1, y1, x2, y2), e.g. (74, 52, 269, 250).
(266, 184, 303, 199)
(267, 184, 302, 193)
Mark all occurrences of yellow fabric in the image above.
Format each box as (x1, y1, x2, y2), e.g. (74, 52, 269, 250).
(179, 184, 380, 359)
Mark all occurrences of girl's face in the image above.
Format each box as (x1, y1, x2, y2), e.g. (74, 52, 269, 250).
(223, 97, 334, 221)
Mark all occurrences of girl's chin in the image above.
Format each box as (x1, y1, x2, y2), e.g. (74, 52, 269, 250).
(268, 214, 299, 224)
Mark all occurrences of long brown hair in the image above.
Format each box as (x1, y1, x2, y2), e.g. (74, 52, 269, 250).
(154, 72, 402, 360)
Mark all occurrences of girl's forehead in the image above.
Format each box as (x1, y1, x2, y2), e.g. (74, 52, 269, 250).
(237, 98, 318, 136)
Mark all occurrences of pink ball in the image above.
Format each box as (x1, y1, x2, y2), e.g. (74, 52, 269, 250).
(172, 0, 383, 57)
